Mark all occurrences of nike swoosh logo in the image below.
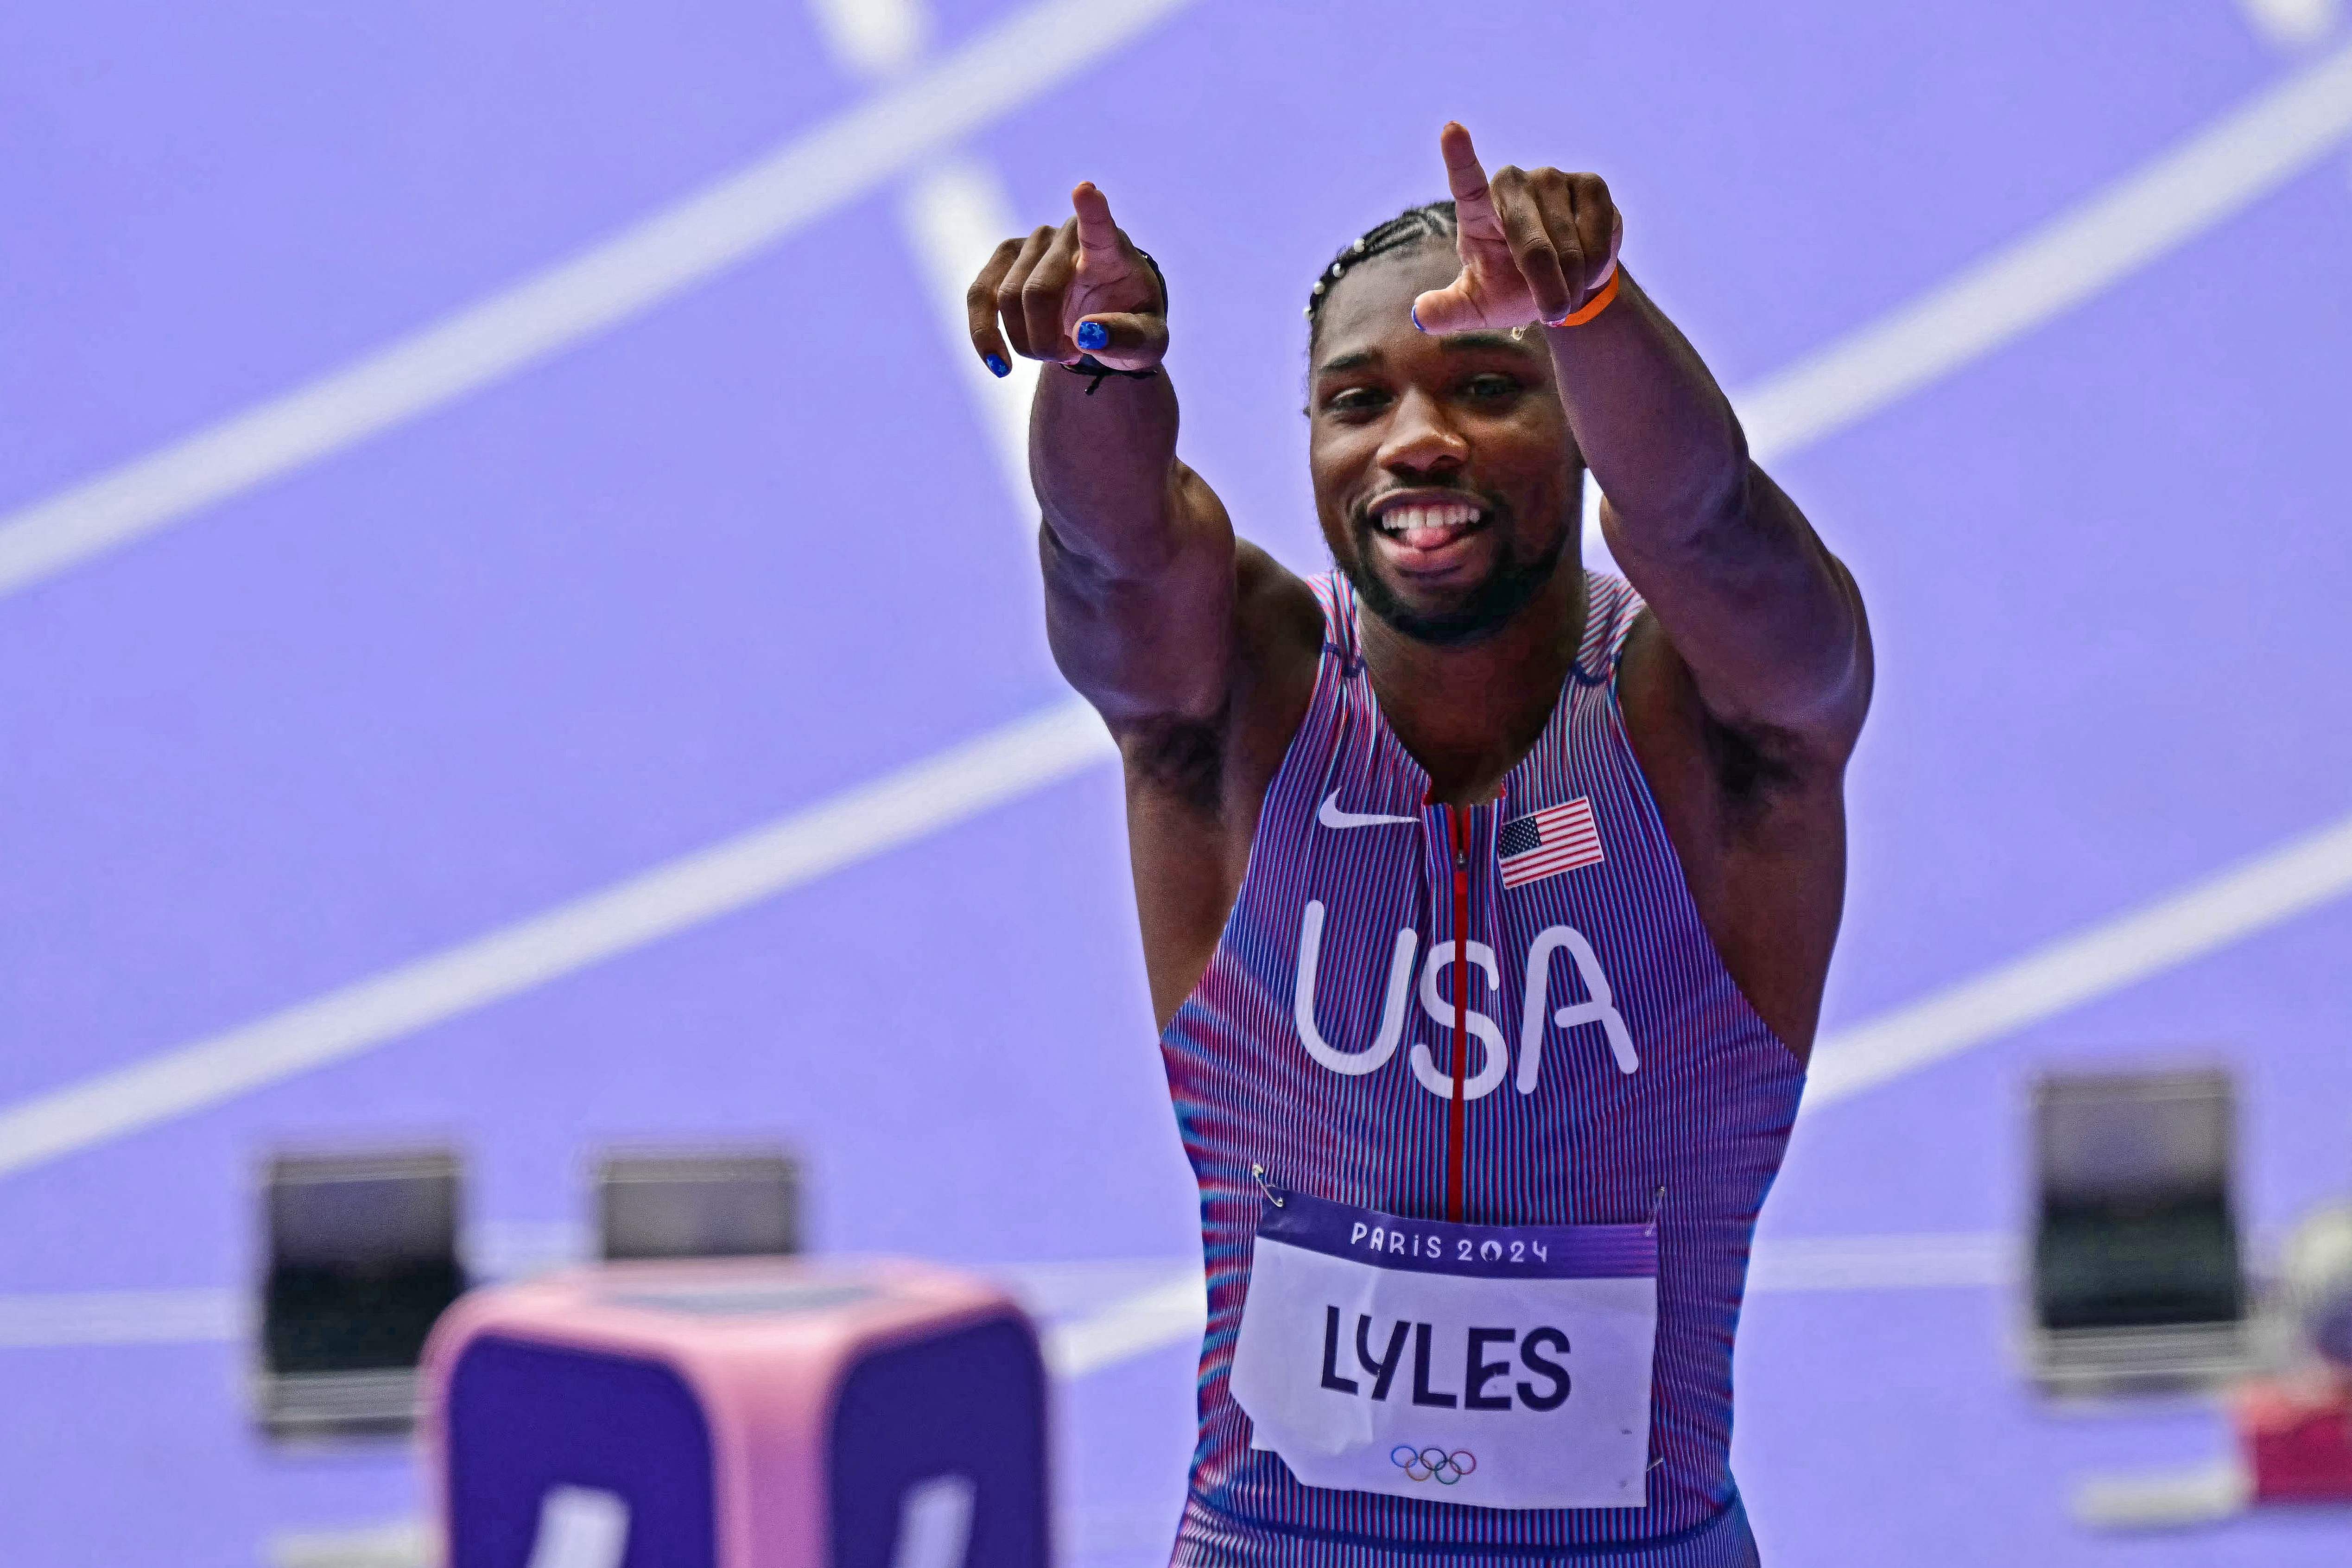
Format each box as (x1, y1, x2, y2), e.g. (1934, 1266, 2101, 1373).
(1318, 791, 1420, 830)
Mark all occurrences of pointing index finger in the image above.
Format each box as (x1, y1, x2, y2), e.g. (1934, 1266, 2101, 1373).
(1071, 181, 1121, 254)
(1439, 122, 1502, 238)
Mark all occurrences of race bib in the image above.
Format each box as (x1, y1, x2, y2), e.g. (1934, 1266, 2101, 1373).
(1228, 1190, 1657, 1511)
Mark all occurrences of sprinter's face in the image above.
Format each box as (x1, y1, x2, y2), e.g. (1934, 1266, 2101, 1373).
(1309, 241, 1580, 645)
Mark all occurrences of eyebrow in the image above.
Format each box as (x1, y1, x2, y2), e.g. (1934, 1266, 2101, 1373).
(1314, 331, 1534, 377)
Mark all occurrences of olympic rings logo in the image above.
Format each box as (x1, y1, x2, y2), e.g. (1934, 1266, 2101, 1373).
(1390, 1445, 1477, 1485)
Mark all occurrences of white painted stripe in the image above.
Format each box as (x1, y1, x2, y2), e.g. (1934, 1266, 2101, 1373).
(0, 1257, 1177, 1352)
(2, 24, 2339, 608)
(0, 702, 1112, 1178)
(3, 701, 2267, 1181)
(988, 1256, 1199, 1320)
(0, 0, 1193, 601)
(0, 1286, 242, 1347)
(267, 1517, 435, 1568)
(233, 1230, 2033, 1563)
(0, 1234, 2016, 1355)
(807, 0, 1042, 536)
(6, 52, 2352, 1181)
(1030, 1234, 2028, 1371)
(0, 1264, 1208, 1360)
(895, 154, 1046, 522)
(2238, 0, 2341, 51)
(2072, 1460, 2251, 1532)
(1746, 1232, 2012, 1292)
(1, 700, 2344, 1186)
(808, 0, 932, 76)
(1042, 1268, 1205, 1378)
(1807, 810, 2352, 1107)
(1028, 1236, 2023, 1376)
(1740, 38, 2352, 462)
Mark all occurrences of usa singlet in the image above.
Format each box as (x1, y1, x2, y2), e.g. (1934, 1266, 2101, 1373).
(1159, 570, 1805, 1565)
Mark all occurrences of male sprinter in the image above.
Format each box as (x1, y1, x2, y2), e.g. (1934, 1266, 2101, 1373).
(968, 125, 1869, 1565)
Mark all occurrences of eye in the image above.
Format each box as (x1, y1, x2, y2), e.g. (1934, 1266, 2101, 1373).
(1463, 373, 1521, 401)
(1323, 386, 1391, 417)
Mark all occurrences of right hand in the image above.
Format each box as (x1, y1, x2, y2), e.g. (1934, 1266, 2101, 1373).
(967, 182, 1167, 376)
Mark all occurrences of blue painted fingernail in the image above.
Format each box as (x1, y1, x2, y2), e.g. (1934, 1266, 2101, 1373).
(984, 353, 1010, 378)
(1410, 304, 1426, 333)
(1075, 320, 1109, 351)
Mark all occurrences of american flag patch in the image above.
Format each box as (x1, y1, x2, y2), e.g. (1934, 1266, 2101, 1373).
(1497, 798, 1604, 889)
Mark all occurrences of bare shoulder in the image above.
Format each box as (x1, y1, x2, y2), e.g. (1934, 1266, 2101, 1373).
(1613, 596, 1869, 1061)
(1223, 544, 1326, 799)
(1119, 540, 1323, 1027)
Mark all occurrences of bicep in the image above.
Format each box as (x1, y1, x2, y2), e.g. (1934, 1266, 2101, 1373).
(1601, 462, 1872, 762)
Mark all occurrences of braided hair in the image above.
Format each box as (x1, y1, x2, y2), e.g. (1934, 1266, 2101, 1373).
(1304, 200, 1458, 345)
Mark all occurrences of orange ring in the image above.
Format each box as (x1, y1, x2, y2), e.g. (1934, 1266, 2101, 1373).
(1551, 267, 1621, 328)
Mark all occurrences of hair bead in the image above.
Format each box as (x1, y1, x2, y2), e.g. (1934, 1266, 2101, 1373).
(1304, 201, 1460, 343)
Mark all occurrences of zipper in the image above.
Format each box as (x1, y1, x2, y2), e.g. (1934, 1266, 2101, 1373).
(1446, 805, 1470, 1224)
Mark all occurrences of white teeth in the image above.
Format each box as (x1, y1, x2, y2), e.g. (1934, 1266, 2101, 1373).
(1378, 502, 1481, 534)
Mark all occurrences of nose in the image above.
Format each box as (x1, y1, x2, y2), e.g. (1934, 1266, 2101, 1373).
(1374, 386, 1469, 480)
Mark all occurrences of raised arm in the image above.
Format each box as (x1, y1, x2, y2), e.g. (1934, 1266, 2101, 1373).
(966, 184, 1242, 738)
(1412, 125, 1871, 760)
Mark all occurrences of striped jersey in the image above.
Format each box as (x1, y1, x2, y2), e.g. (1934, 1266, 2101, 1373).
(1160, 570, 1805, 1564)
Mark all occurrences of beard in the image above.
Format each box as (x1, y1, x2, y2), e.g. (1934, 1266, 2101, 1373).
(1340, 506, 1571, 648)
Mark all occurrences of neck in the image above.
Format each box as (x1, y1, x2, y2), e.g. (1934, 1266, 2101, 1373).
(1357, 558, 1589, 806)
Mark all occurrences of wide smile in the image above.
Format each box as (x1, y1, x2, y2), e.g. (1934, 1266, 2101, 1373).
(1364, 494, 1493, 573)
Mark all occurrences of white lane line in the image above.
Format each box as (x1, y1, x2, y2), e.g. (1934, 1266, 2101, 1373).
(267, 1518, 433, 1568)
(0, 1259, 1196, 1351)
(1807, 810, 2352, 1108)
(0, 701, 1111, 1179)
(1740, 38, 2352, 463)
(1747, 1232, 2012, 1292)
(8, 53, 2352, 1181)
(808, 0, 1043, 528)
(232, 1232, 2029, 1563)
(0, 0, 1194, 602)
(0, 1286, 242, 1348)
(0, 1234, 2026, 1354)
(4, 24, 2340, 610)
(1042, 1269, 1205, 1378)
(3, 749, 2347, 1187)
(989, 1257, 1200, 1322)
(808, 0, 930, 75)
(1, 753, 2344, 1188)
(1037, 1234, 2025, 1375)
(2238, 0, 2341, 50)
(897, 154, 1045, 523)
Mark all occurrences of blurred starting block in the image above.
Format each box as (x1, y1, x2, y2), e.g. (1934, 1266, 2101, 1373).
(2073, 1202, 2352, 1530)
(2027, 1066, 2253, 1397)
(424, 1256, 1048, 1568)
(2072, 1374, 2352, 1529)
(2240, 1374, 2352, 1503)
(596, 1147, 802, 1262)
(256, 1147, 468, 1440)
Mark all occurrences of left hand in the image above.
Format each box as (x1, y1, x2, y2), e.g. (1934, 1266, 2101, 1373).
(1410, 122, 1623, 334)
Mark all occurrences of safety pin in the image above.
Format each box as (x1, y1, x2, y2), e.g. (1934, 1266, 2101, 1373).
(1252, 1163, 1286, 1207)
